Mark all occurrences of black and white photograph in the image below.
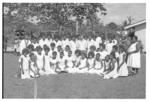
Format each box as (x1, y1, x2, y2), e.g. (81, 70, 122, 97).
(2, 1, 147, 99)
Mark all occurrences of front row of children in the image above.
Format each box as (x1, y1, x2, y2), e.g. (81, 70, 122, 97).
(18, 43, 128, 80)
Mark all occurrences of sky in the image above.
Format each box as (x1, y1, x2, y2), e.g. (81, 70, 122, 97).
(100, 3, 146, 25)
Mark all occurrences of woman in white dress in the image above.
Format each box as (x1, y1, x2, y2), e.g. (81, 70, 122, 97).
(35, 46, 45, 75)
(127, 36, 141, 75)
(19, 48, 30, 79)
(117, 45, 128, 77)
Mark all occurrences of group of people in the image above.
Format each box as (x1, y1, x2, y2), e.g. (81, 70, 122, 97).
(16, 33, 142, 79)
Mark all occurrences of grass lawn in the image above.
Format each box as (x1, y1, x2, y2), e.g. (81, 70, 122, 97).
(3, 53, 146, 98)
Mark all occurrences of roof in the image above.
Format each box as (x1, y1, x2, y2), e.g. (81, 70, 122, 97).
(124, 19, 146, 30)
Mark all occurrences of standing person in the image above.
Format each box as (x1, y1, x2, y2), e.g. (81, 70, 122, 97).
(39, 34, 46, 48)
(19, 36, 26, 55)
(105, 38, 114, 54)
(25, 35, 31, 47)
(19, 48, 30, 79)
(117, 45, 128, 77)
(69, 37, 76, 54)
(127, 36, 141, 75)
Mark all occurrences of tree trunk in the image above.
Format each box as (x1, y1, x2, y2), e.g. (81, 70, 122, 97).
(59, 25, 62, 35)
(76, 20, 79, 35)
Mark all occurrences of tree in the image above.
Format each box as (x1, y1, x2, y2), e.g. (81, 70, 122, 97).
(69, 3, 107, 35)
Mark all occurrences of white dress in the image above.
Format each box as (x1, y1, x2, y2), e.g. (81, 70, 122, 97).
(118, 52, 128, 76)
(19, 40, 26, 54)
(77, 58, 88, 73)
(127, 42, 141, 68)
(50, 57, 58, 73)
(19, 55, 30, 79)
(89, 59, 104, 74)
(88, 58, 95, 69)
(104, 59, 119, 79)
(44, 54, 55, 74)
(66, 56, 74, 68)
(68, 56, 81, 73)
(29, 61, 39, 77)
(99, 50, 108, 60)
(35, 52, 45, 75)
(57, 57, 66, 71)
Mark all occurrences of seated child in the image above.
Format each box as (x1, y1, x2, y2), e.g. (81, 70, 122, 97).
(34, 46, 45, 75)
(88, 53, 104, 75)
(103, 53, 119, 79)
(77, 52, 88, 73)
(87, 51, 95, 72)
(19, 48, 30, 79)
(49, 51, 58, 74)
(29, 53, 40, 78)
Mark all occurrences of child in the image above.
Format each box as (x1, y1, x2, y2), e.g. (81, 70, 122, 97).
(111, 45, 119, 64)
(34, 46, 45, 75)
(77, 52, 88, 73)
(29, 53, 40, 78)
(43, 46, 55, 75)
(117, 45, 128, 77)
(89, 53, 104, 75)
(27, 44, 34, 54)
(87, 51, 95, 72)
(69, 49, 81, 73)
(103, 53, 119, 79)
(103, 55, 111, 75)
(56, 51, 67, 73)
(99, 44, 108, 60)
(49, 42, 57, 57)
(19, 48, 30, 79)
(49, 51, 58, 74)
(65, 50, 74, 71)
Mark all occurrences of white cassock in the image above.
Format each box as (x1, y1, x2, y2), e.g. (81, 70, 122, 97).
(106, 43, 114, 54)
(69, 40, 76, 53)
(75, 39, 81, 50)
(95, 37, 102, 48)
(80, 39, 87, 51)
(19, 39, 26, 54)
